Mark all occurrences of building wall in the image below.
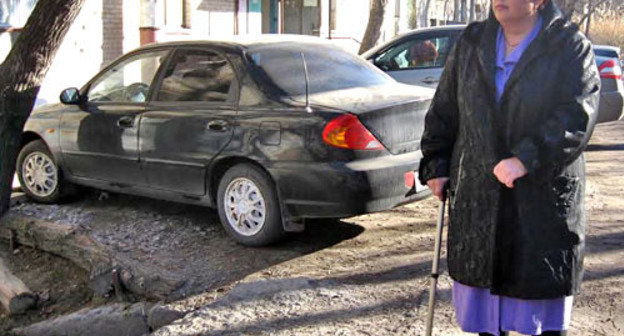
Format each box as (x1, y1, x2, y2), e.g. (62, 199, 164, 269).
(36, 0, 105, 105)
(195, 0, 236, 37)
(122, 0, 140, 54)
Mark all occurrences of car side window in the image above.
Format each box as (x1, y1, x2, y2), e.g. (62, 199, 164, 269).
(374, 35, 453, 71)
(88, 50, 168, 103)
(155, 49, 236, 103)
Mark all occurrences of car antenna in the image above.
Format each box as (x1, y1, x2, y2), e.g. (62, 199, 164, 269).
(300, 51, 313, 113)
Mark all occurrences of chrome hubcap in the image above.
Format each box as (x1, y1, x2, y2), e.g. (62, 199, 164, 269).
(224, 178, 266, 236)
(22, 152, 58, 197)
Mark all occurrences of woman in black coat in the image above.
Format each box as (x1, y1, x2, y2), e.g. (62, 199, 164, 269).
(417, 0, 600, 334)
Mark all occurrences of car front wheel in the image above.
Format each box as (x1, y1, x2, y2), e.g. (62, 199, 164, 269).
(17, 140, 67, 203)
(216, 163, 284, 246)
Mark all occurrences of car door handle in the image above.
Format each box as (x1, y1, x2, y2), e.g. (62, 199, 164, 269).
(207, 120, 228, 132)
(421, 76, 439, 84)
(117, 116, 135, 128)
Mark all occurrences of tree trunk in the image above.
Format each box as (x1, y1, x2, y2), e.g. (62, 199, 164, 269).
(408, 0, 418, 29)
(0, 257, 36, 315)
(358, 0, 389, 55)
(0, 213, 186, 300)
(585, 10, 591, 37)
(423, 0, 433, 27)
(454, 0, 460, 22)
(0, 0, 86, 218)
(469, 0, 476, 23)
(460, 0, 467, 22)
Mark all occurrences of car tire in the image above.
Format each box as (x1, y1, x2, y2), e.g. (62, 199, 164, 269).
(217, 163, 284, 246)
(17, 140, 71, 203)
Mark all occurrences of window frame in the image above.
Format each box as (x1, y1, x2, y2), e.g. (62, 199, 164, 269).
(149, 45, 241, 108)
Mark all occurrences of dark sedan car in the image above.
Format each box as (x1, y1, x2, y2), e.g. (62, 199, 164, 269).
(18, 36, 433, 246)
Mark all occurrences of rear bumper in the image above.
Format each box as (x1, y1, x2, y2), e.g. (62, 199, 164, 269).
(597, 90, 624, 123)
(268, 151, 431, 219)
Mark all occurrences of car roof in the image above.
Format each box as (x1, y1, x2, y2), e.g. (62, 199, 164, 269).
(399, 24, 467, 35)
(134, 34, 341, 53)
(361, 24, 467, 58)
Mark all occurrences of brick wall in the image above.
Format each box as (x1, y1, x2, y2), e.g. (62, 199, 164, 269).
(102, 0, 124, 68)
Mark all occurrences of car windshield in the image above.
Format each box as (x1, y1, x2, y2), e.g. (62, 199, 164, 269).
(246, 43, 393, 99)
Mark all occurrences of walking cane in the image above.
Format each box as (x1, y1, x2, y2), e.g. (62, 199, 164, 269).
(425, 184, 449, 336)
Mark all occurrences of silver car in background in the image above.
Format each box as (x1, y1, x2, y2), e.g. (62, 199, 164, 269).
(593, 45, 624, 122)
(361, 25, 465, 88)
(363, 27, 624, 123)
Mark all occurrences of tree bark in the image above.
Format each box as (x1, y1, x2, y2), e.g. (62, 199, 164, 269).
(0, 257, 36, 315)
(359, 0, 389, 55)
(460, 0, 467, 22)
(585, 10, 591, 37)
(469, 0, 476, 23)
(0, 0, 86, 218)
(408, 0, 418, 29)
(423, 0, 433, 27)
(0, 213, 186, 300)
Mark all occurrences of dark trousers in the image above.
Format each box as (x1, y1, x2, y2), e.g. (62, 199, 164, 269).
(478, 331, 567, 336)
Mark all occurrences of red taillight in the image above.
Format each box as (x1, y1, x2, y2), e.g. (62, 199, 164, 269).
(404, 171, 415, 188)
(598, 59, 622, 79)
(322, 114, 385, 150)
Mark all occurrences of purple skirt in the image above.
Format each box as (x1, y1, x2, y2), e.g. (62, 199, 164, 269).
(452, 281, 573, 335)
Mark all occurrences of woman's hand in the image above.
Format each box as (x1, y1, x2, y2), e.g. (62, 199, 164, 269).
(493, 157, 528, 188)
(427, 177, 450, 201)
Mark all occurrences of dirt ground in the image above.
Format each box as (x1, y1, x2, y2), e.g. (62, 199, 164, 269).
(0, 242, 111, 335)
(1, 120, 623, 336)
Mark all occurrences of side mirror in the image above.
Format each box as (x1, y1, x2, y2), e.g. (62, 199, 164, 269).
(60, 88, 81, 105)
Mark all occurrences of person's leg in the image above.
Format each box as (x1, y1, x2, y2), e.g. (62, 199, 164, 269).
(534, 331, 567, 336)
(478, 331, 509, 336)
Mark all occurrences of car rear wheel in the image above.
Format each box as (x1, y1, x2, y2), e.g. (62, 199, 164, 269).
(217, 163, 284, 246)
(17, 140, 68, 203)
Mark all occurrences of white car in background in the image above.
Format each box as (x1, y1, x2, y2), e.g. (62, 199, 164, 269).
(593, 45, 624, 122)
(363, 27, 624, 123)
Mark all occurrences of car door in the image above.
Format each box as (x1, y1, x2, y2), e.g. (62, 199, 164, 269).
(60, 48, 171, 185)
(372, 32, 459, 88)
(139, 47, 238, 196)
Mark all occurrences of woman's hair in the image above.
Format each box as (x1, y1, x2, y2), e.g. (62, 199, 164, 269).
(538, 0, 550, 11)
(410, 40, 439, 66)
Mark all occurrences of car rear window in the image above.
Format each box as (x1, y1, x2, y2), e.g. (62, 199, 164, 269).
(247, 44, 393, 98)
(594, 49, 619, 58)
